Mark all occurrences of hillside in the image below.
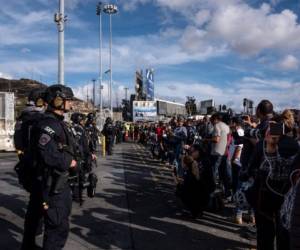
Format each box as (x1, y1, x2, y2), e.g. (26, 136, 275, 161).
(0, 78, 94, 116)
(0, 78, 47, 98)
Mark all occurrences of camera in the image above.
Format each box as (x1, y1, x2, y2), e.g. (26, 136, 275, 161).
(269, 123, 285, 136)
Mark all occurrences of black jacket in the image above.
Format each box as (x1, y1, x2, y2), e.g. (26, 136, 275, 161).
(247, 136, 299, 212)
(291, 180, 300, 250)
(37, 112, 74, 174)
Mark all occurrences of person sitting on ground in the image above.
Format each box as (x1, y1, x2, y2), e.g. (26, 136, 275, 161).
(190, 144, 216, 211)
(175, 155, 201, 218)
(175, 145, 215, 219)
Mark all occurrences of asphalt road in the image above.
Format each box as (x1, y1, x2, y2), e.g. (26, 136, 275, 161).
(0, 143, 255, 250)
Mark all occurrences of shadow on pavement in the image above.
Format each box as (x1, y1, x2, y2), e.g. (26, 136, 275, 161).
(70, 142, 255, 250)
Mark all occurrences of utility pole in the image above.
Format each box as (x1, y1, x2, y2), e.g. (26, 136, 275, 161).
(100, 84, 103, 110)
(96, 2, 103, 112)
(104, 4, 118, 117)
(54, 0, 66, 85)
(92, 79, 96, 110)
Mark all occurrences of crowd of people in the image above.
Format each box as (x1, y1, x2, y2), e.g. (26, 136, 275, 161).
(12, 86, 300, 250)
(132, 100, 300, 250)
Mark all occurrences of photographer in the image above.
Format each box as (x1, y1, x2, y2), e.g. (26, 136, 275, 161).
(241, 100, 274, 171)
(246, 115, 299, 250)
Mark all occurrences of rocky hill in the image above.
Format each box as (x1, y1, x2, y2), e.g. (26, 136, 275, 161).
(0, 78, 94, 116)
(0, 78, 47, 98)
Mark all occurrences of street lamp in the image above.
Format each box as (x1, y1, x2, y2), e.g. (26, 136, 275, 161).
(96, 2, 103, 112)
(103, 3, 118, 117)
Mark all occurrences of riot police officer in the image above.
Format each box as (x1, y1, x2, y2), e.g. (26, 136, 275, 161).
(16, 88, 47, 250)
(14, 88, 47, 155)
(36, 84, 76, 250)
(70, 112, 90, 163)
(70, 113, 96, 204)
(115, 121, 123, 144)
(102, 117, 115, 155)
(85, 113, 100, 153)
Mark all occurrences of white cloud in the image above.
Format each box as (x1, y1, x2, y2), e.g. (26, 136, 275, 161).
(0, 72, 13, 79)
(277, 55, 299, 70)
(122, 0, 300, 56)
(72, 81, 129, 107)
(21, 48, 31, 54)
(194, 10, 211, 26)
(270, 0, 283, 7)
(156, 77, 300, 110)
(0, 8, 55, 46)
(207, 3, 300, 55)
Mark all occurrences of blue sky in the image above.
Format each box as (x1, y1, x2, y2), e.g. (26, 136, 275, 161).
(0, 0, 300, 110)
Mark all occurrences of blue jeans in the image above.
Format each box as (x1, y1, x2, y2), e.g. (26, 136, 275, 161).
(211, 154, 231, 195)
(175, 144, 183, 177)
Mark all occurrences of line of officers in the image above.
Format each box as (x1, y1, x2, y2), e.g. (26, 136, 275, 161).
(13, 84, 116, 250)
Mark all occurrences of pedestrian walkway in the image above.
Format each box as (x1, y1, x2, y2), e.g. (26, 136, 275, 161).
(0, 143, 255, 250)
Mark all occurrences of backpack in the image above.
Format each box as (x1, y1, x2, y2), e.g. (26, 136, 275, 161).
(14, 111, 44, 192)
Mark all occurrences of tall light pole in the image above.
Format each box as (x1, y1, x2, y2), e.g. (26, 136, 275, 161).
(92, 79, 96, 110)
(96, 2, 103, 112)
(54, 0, 66, 85)
(100, 84, 104, 110)
(104, 3, 118, 117)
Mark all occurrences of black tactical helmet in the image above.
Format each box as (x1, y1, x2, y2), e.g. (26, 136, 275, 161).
(106, 117, 112, 123)
(71, 112, 86, 124)
(87, 113, 95, 121)
(28, 88, 47, 107)
(45, 84, 74, 110)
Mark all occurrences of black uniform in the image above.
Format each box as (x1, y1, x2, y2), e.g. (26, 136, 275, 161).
(115, 121, 123, 144)
(102, 119, 115, 155)
(70, 122, 92, 204)
(16, 106, 45, 250)
(37, 112, 74, 250)
(85, 121, 99, 153)
(72, 123, 90, 164)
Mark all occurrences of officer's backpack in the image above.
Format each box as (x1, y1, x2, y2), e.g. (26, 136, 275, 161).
(14, 112, 43, 192)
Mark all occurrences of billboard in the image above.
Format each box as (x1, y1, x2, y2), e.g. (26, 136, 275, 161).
(145, 69, 154, 101)
(135, 70, 145, 100)
(157, 99, 186, 116)
(200, 99, 214, 114)
(133, 101, 157, 121)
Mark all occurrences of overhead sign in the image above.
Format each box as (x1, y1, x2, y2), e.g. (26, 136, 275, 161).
(133, 101, 157, 121)
(145, 69, 154, 101)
